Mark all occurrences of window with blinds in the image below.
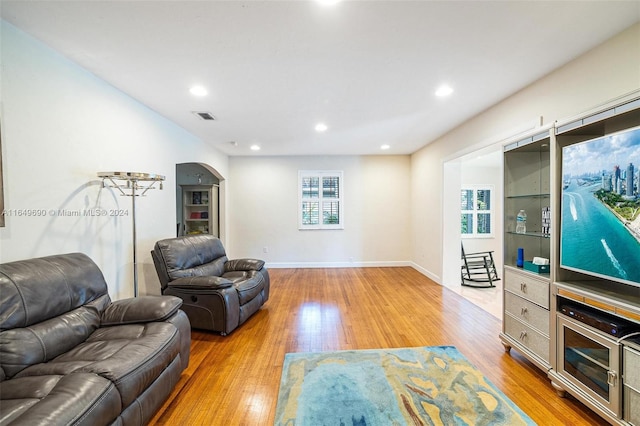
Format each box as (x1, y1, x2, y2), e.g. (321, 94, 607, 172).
(461, 186, 493, 237)
(299, 171, 344, 230)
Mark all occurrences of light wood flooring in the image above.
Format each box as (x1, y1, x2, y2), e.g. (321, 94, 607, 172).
(150, 267, 606, 425)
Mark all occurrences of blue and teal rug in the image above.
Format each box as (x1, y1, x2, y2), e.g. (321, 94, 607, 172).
(274, 346, 535, 426)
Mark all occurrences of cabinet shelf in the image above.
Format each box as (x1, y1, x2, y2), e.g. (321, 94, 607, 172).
(566, 347, 610, 371)
(506, 193, 551, 199)
(181, 185, 215, 236)
(506, 231, 550, 238)
(505, 264, 550, 275)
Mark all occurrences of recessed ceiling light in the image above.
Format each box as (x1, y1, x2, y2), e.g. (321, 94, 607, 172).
(315, 123, 328, 132)
(250, 144, 261, 151)
(435, 84, 454, 97)
(189, 85, 208, 97)
(380, 144, 391, 150)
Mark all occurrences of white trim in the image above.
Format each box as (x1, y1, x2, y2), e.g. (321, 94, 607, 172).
(266, 260, 412, 269)
(555, 89, 640, 129)
(263, 261, 443, 287)
(441, 118, 542, 165)
(461, 185, 495, 238)
(409, 262, 442, 285)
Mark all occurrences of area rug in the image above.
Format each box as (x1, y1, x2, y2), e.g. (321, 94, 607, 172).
(274, 346, 535, 426)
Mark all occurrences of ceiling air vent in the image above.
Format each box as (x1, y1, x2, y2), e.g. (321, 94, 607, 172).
(192, 111, 216, 121)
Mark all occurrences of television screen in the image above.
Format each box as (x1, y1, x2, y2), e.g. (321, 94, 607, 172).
(560, 125, 640, 287)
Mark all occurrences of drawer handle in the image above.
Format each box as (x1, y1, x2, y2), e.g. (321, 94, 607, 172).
(520, 307, 528, 316)
(519, 331, 527, 340)
(520, 282, 527, 292)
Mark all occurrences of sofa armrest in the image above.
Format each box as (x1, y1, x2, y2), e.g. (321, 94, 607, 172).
(168, 276, 234, 290)
(225, 258, 265, 272)
(101, 295, 182, 326)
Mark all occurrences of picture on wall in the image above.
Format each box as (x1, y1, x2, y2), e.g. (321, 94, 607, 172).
(0, 116, 4, 228)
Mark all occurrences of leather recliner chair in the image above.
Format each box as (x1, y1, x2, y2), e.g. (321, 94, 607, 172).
(151, 234, 270, 335)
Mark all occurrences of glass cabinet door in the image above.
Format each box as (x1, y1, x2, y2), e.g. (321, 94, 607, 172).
(563, 327, 610, 399)
(557, 315, 621, 416)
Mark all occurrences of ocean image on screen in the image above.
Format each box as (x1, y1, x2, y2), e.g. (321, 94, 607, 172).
(561, 126, 640, 286)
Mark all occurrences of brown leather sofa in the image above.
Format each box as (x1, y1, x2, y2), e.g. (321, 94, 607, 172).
(151, 234, 269, 335)
(0, 253, 190, 426)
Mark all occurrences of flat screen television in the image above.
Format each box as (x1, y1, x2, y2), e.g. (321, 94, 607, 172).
(560, 125, 640, 288)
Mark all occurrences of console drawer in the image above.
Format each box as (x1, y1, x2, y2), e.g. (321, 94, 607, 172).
(504, 312, 549, 362)
(504, 292, 549, 336)
(625, 346, 640, 391)
(504, 268, 549, 308)
(624, 385, 640, 426)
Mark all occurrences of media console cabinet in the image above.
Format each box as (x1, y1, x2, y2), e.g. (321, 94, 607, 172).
(550, 280, 640, 425)
(499, 93, 640, 426)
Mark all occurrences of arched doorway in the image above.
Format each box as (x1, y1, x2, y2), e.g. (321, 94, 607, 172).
(176, 163, 225, 240)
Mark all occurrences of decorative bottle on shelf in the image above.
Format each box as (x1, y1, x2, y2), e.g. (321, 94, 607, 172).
(516, 210, 527, 234)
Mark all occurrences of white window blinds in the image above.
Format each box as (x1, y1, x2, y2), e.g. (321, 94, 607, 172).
(299, 171, 344, 230)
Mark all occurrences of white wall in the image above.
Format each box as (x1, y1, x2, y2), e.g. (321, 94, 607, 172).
(411, 23, 640, 283)
(0, 22, 229, 299)
(2, 20, 638, 295)
(228, 155, 411, 266)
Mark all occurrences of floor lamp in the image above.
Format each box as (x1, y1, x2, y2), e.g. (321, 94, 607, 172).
(98, 171, 165, 297)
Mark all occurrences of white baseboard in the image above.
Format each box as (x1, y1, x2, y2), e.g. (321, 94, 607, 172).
(265, 260, 411, 269)
(264, 260, 443, 287)
(408, 262, 442, 285)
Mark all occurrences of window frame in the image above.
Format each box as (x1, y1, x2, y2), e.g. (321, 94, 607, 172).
(461, 185, 494, 238)
(298, 170, 344, 230)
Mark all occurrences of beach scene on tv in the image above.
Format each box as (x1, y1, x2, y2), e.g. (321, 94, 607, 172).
(561, 126, 640, 286)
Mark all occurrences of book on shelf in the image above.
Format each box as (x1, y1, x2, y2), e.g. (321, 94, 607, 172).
(542, 206, 551, 237)
(190, 212, 202, 219)
(192, 191, 202, 205)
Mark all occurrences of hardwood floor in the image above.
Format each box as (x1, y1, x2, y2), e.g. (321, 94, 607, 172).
(150, 267, 606, 425)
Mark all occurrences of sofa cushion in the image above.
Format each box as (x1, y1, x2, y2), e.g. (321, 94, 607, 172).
(167, 276, 234, 290)
(14, 322, 180, 409)
(0, 253, 109, 330)
(0, 373, 121, 426)
(0, 294, 110, 379)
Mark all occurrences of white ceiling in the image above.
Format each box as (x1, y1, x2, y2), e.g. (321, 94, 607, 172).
(1, 1, 639, 156)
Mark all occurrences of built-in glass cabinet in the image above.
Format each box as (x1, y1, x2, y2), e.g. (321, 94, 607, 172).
(503, 132, 551, 269)
(500, 127, 554, 371)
